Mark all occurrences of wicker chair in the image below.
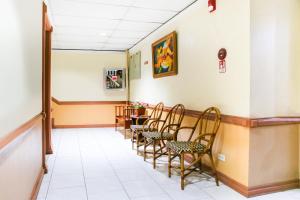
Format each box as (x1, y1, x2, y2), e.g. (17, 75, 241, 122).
(142, 104, 185, 169)
(115, 105, 135, 138)
(130, 102, 164, 153)
(167, 107, 221, 190)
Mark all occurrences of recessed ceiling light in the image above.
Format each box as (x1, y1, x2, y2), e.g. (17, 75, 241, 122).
(100, 32, 107, 36)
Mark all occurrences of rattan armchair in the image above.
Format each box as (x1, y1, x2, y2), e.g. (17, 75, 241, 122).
(130, 102, 164, 153)
(167, 107, 221, 190)
(142, 104, 185, 169)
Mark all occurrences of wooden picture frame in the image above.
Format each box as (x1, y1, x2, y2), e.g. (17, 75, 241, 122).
(152, 31, 177, 78)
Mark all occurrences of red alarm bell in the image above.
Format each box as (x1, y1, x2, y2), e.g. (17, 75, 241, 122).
(218, 48, 227, 73)
(208, 0, 216, 13)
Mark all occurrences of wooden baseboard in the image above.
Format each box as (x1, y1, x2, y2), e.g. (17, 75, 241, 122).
(216, 170, 249, 197)
(30, 167, 44, 200)
(248, 179, 300, 197)
(52, 124, 115, 129)
(184, 155, 299, 197)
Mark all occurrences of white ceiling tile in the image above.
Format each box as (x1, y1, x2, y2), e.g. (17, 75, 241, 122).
(133, 0, 196, 12)
(53, 41, 103, 50)
(117, 21, 161, 32)
(51, 0, 128, 19)
(103, 43, 131, 50)
(111, 30, 147, 39)
(71, 0, 136, 6)
(53, 34, 108, 43)
(53, 15, 120, 29)
(48, 0, 196, 50)
(124, 7, 176, 23)
(106, 37, 138, 45)
(53, 26, 114, 38)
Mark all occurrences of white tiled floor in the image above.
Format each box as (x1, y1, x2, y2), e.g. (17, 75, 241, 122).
(37, 128, 300, 200)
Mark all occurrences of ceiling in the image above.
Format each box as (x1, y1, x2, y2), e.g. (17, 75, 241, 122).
(47, 0, 197, 51)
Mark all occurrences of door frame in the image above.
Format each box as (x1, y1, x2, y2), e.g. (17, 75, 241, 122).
(42, 3, 53, 172)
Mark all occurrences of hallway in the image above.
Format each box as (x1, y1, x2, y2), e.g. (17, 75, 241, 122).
(37, 129, 300, 200)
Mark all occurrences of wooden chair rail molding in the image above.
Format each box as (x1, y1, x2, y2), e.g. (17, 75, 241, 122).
(0, 113, 42, 150)
(52, 97, 128, 105)
(138, 102, 300, 128)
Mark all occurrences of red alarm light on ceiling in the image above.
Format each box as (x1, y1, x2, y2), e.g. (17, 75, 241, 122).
(208, 0, 216, 13)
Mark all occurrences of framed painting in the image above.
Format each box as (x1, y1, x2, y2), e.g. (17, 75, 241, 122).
(152, 31, 177, 78)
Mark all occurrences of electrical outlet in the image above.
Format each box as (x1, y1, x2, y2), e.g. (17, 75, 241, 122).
(218, 153, 226, 162)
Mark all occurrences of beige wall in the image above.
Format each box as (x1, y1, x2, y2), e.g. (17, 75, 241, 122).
(129, 0, 300, 191)
(0, 0, 43, 137)
(0, 1, 44, 199)
(249, 125, 299, 187)
(249, 0, 300, 184)
(129, 0, 251, 117)
(52, 101, 125, 126)
(0, 120, 43, 200)
(181, 115, 250, 186)
(250, 0, 300, 118)
(52, 50, 127, 101)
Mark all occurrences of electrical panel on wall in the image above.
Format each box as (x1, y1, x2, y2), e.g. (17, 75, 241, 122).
(129, 51, 141, 80)
(104, 68, 126, 90)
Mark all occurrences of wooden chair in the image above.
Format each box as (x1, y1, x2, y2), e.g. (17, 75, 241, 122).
(130, 102, 164, 153)
(115, 105, 135, 138)
(142, 104, 185, 169)
(167, 107, 221, 190)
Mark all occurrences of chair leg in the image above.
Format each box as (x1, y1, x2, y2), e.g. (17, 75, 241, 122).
(131, 131, 134, 150)
(136, 133, 140, 154)
(180, 153, 185, 190)
(143, 137, 147, 161)
(153, 140, 156, 169)
(158, 141, 163, 154)
(168, 148, 171, 178)
(209, 153, 219, 186)
(199, 156, 203, 172)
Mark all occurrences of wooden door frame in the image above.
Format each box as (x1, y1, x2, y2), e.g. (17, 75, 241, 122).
(42, 3, 53, 167)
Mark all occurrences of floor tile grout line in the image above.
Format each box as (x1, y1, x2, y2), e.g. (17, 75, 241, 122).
(136, 160, 176, 200)
(77, 131, 90, 200)
(98, 140, 133, 200)
(116, 131, 175, 200)
(38, 129, 289, 200)
(125, 136, 217, 200)
(44, 132, 62, 200)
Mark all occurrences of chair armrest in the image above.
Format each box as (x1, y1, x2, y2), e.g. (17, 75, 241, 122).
(172, 126, 196, 141)
(142, 118, 157, 125)
(160, 124, 181, 136)
(141, 118, 156, 130)
(145, 119, 166, 131)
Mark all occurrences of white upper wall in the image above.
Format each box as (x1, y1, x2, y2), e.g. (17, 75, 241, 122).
(129, 0, 251, 117)
(250, 0, 300, 117)
(52, 50, 127, 101)
(0, 0, 43, 137)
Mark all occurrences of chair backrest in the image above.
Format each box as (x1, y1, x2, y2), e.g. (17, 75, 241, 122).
(115, 105, 134, 118)
(161, 104, 185, 133)
(124, 107, 135, 119)
(195, 107, 221, 151)
(115, 105, 125, 117)
(149, 102, 164, 120)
